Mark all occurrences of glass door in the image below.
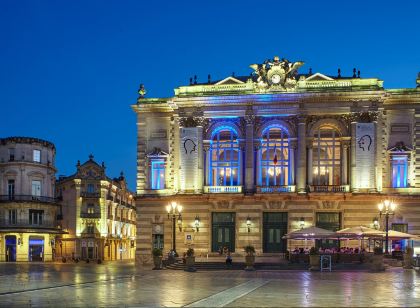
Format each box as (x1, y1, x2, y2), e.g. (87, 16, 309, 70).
(212, 213, 235, 252)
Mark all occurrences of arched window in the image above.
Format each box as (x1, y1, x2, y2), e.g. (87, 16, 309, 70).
(208, 128, 241, 186)
(259, 127, 289, 186)
(312, 128, 341, 185)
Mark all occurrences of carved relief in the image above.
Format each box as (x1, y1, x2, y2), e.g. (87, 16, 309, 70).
(318, 200, 340, 210)
(266, 200, 286, 210)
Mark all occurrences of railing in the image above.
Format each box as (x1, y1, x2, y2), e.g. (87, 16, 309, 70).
(0, 220, 57, 228)
(203, 186, 243, 193)
(106, 194, 114, 201)
(0, 195, 60, 204)
(309, 185, 349, 193)
(80, 191, 101, 198)
(80, 212, 101, 219)
(256, 185, 296, 193)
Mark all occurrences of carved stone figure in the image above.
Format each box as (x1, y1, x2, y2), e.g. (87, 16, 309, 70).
(250, 56, 304, 92)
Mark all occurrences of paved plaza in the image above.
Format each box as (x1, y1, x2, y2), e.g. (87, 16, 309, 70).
(0, 262, 419, 307)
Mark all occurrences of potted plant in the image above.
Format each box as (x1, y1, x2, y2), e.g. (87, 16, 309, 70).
(152, 248, 163, 270)
(403, 247, 414, 269)
(309, 247, 320, 271)
(370, 246, 385, 271)
(244, 245, 256, 271)
(185, 248, 196, 272)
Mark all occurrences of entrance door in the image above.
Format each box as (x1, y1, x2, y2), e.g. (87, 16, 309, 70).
(5, 235, 16, 262)
(29, 237, 44, 261)
(212, 213, 235, 252)
(316, 212, 341, 249)
(263, 212, 288, 253)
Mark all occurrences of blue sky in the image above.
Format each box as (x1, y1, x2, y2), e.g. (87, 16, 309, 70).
(1, 0, 419, 190)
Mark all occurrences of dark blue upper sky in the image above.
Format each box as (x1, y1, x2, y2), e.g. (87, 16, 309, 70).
(1, 0, 419, 190)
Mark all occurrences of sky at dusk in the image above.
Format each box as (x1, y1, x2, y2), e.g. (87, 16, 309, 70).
(1, 0, 419, 190)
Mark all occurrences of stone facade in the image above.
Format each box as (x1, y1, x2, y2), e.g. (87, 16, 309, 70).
(132, 56, 420, 264)
(56, 156, 136, 261)
(0, 137, 62, 262)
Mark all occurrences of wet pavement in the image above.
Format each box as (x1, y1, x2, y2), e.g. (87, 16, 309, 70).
(0, 262, 419, 307)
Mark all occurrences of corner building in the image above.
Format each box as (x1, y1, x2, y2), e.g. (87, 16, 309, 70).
(0, 137, 63, 262)
(133, 56, 420, 262)
(56, 156, 136, 261)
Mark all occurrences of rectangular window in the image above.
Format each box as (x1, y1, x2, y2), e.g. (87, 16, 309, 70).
(392, 223, 408, 233)
(8, 209, 17, 225)
(391, 155, 408, 188)
(151, 160, 165, 189)
(87, 183, 95, 193)
(87, 204, 94, 214)
(316, 212, 341, 249)
(33, 150, 41, 163)
(87, 224, 95, 234)
(31, 180, 41, 197)
(29, 210, 44, 225)
(8, 179, 15, 199)
(9, 148, 15, 161)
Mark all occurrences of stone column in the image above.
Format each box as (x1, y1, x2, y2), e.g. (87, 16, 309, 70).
(289, 139, 297, 185)
(307, 141, 313, 185)
(244, 115, 255, 193)
(350, 121, 358, 192)
(296, 116, 307, 193)
(341, 140, 349, 185)
(203, 144, 210, 186)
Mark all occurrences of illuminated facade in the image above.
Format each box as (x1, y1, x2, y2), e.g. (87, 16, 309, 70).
(133, 56, 420, 263)
(0, 137, 63, 262)
(56, 155, 136, 261)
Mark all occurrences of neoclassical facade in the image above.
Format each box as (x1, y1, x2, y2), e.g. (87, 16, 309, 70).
(0, 137, 63, 262)
(56, 155, 136, 261)
(133, 56, 420, 263)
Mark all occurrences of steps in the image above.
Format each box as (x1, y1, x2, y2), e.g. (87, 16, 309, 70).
(165, 261, 307, 271)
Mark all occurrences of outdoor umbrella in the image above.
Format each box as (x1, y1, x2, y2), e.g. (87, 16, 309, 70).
(379, 230, 420, 240)
(282, 226, 336, 240)
(336, 226, 384, 238)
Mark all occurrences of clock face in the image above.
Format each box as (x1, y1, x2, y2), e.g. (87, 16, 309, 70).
(271, 74, 281, 84)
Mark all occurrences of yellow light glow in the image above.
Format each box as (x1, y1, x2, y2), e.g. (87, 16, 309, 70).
(378, 203, 384, 212)
(390, 202, 397, 211)
(178, 205, 183, 213)
(171, 201, 177, 209)
(166, 205, 171, 213)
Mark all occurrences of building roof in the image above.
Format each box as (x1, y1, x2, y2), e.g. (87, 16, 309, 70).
(0, 136, 55, 150)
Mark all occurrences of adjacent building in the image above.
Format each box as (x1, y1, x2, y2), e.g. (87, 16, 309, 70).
(0, 137, 63, 262)
(133, 55, 420, 263)
(56, 155, 136, 261)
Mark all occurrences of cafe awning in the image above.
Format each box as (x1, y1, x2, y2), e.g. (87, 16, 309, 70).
(283, 226, 336, 240)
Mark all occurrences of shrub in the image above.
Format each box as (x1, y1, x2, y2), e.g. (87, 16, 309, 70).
(374, 247, 383, 255)
(152, 248, 163, 257)
(309, 247, 318, 255)
(186, 248, 194, 257)
(244, 245, 255, 256)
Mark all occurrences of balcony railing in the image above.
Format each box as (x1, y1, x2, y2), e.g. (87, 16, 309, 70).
(309, 185, 349, 193)
(0, 220, 57, 229)
(0, 195, 60, 204)
(80, 212, 101, 219)
(256, 185, 296, 193)
(80, 191, 101, 198)
(203, 186, 243, 193)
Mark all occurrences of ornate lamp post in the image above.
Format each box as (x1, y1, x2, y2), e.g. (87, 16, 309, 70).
(166, 201, 182, 254)
(378, 200, 397, 254)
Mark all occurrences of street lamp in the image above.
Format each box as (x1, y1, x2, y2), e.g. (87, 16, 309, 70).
(378, 199, 397, 254)
(166, 201, 182, 254)
(246, 216, 251, 233)
(373, 217, 379, 230)
(194, 215, 200, 232)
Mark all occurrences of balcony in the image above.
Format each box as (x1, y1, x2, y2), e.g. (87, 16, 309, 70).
(80, 191, 101, 198)
(0, 195, 60, 204)
(203, 186, 243, 193)
(256, 185, 296, 193)
(309, 185, 349, 193)
(80, 212, 101, 219)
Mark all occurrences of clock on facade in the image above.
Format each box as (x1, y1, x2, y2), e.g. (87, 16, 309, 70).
(271, 74, 281, 84)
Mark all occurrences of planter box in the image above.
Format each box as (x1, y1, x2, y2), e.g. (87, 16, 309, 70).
(245, 255, 255, 271)
(309, 255, 320, 271)
(370, 254, 385, 272)
(153, 256, 162, 270)
(185, 256, 196, 272)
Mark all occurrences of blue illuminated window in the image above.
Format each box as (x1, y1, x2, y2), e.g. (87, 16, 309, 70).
(259, 127, 289, 186)
(209, 128, 241, 186)
(391, 155, 408, 188)
(151, 159, 165, 189)
(312, 128, 341, 185)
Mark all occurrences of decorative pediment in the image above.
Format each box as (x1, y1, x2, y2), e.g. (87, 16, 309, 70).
(388, 142, 413, 152)
(146, 147, 168, 157)
(215, 76, 245, 85)
(305, 73, 334, 81)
